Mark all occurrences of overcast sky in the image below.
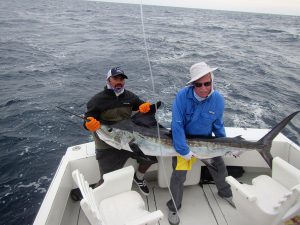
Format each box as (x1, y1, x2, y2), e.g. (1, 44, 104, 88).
(94, 0, 300, 16)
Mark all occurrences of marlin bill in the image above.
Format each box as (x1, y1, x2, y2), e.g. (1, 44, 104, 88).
(95, 105, 299, 168)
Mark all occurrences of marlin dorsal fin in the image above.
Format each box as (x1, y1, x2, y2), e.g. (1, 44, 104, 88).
(233, 135, 245, 141)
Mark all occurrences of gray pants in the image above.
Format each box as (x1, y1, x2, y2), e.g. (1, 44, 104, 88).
(167, 156, 232, 212)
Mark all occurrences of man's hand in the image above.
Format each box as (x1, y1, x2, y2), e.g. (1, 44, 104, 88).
(139, 102, 151, 113)
(181, 151, 194, 161)
(85, 117, 100, 132)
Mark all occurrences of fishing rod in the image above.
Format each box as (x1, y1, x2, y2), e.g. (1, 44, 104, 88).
(56, 106, 89, 122)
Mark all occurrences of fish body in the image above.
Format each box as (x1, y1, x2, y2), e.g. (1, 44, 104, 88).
(97, 126, 257, 158)
(96, 110, 299, 168)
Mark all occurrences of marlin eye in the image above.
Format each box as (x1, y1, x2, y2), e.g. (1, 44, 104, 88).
(107, 128, 113, 132)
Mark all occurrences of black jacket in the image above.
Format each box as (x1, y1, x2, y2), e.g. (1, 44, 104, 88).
(84, 87, 144, 149)
(85, 86, 144, 124)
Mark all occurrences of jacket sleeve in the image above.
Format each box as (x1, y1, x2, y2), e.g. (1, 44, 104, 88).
(83, 96, 101, 130)
(171, 91, 190, 156)
(85, 99, 100, 119)
(130, 92, 144, 111)
(212, 94, 226, 138)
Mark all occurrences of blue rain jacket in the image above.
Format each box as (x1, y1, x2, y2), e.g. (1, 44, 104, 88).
(171, 86, 226, 156)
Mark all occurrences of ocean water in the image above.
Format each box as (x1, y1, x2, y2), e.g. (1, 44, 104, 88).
(0, 0, 299, 224)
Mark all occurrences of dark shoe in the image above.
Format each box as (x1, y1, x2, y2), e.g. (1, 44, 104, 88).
(70, 188, 82, 201)
(133, 173, 149, 196)
(90, 180, 102, 188)
(168, 210, 180, 225)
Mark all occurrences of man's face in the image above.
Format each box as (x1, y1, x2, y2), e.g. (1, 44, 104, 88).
(108, 75, 125, 90)
(193, 73, 212, 98)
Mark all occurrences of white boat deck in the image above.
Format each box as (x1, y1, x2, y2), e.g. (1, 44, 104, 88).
(33, 128, 300, 225)
(62, 172, 267, 225)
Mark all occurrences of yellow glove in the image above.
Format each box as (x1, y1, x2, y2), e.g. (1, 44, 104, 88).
(139, 102, 151, 113)
(85, 117, 100, 132)
(176, 156, 198, 171)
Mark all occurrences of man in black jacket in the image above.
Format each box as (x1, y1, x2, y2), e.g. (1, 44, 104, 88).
(84, 66, 157, 195)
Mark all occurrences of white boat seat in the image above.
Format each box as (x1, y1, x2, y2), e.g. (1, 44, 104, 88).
(226, 157, 300, 225)
(72, 166, 163, 225)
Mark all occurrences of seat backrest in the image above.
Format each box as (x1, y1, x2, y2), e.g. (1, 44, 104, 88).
(272, 157, 300, 189)
(72, 169, 103, 225)
(275, 184, 300, 224)
(73, 167, 164, 225)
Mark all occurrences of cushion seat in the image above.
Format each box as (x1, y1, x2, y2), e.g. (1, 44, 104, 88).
(72, 166, 163, 225)
(100, 191, 149, 225)
(226, 157, 300, 225)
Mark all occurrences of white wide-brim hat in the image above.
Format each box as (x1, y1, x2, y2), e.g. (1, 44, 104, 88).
(187, 62, 218, 85)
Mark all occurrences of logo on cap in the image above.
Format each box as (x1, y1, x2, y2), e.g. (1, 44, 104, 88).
(107, 67, 128, 79)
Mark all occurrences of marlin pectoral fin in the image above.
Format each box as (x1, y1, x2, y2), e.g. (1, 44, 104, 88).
(128, 141, 157, 164)
(201, 159, 218, 172)
(149, 101, 162, 113)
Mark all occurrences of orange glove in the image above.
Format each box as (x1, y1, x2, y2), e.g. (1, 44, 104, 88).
(139, 102, 151, 113)
(85, 117, 100, 132)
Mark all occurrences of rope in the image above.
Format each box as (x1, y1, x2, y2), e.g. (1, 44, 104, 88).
(139, 0, 180, 217)
(152, 187, 161, 225)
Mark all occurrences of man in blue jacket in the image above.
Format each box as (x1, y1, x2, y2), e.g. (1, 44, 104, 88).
(167, 62, 233, 225)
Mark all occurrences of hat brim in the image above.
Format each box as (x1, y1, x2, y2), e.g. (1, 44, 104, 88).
(111, 73, 128, 79)
(186, 67, 217, 85)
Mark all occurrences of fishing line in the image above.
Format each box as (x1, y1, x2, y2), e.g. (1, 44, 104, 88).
(76, 207, 82, 225)
(139, 0, 180, 217)
(56, 106, 88, 122)
(146, 195, 150, 211)
(152, 187, 162, 225)
(56, 106, 88, 131)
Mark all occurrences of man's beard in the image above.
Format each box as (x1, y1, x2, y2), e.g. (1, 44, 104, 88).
(113, 84, 123, 93)
(107, 82, 125, 95)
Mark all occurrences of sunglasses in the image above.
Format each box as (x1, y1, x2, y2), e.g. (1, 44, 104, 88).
(193, 81, 212, 87)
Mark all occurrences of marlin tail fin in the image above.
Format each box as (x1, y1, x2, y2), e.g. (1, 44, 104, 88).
(258, 111, 299, 167)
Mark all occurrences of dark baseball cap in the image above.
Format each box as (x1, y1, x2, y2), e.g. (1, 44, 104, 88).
(106, 67, 128, 79)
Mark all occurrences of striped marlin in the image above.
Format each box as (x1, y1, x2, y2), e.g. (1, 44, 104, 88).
(95, 103, 299, 168)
